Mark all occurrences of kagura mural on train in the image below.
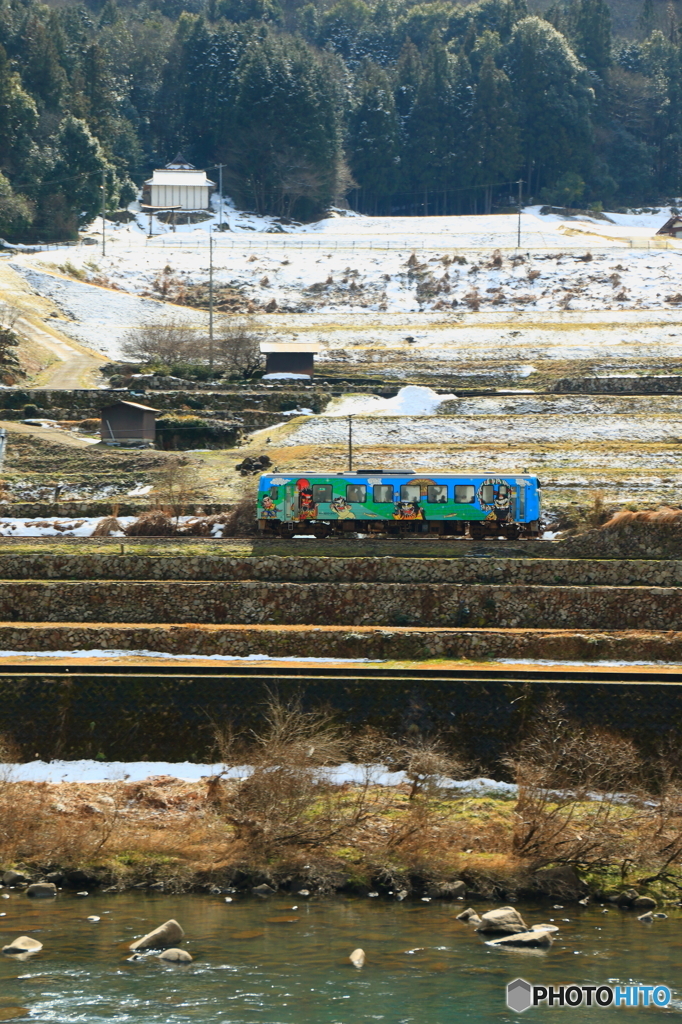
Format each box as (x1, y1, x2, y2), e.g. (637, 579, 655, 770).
(256, 473, 542, 538)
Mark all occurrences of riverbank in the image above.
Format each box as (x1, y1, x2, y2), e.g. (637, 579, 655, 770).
(1, 772, 679, 910)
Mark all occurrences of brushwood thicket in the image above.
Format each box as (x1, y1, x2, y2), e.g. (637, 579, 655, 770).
(0, 0, 680, 238)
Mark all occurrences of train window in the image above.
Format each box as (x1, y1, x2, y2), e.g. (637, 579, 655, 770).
(346, 484, 366, 503)
(313, 484, 332, 503)
(268, 487, 279, 499)
(480, 484, 494, 504)
(400, 484, 421, 503)
(498, 484, 509, 497)
(373, 484, 393, 502)
(427, 485, 448, 503)
(455, 485, 475, 503)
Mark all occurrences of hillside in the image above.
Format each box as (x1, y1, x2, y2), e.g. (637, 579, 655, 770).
(2, 0, 682, 247)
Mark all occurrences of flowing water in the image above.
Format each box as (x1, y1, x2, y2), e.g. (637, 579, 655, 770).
(0, 893, 680, 1022)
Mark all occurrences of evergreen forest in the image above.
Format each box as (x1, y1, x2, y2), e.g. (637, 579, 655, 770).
(0, 0, 680, 238)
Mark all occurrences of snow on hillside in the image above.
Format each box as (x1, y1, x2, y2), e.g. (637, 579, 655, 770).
(23, 217, 682, 321)
(10, 263, 210, 359)
(7, 200, 682, 363)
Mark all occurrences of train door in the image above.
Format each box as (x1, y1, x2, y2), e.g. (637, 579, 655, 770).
(284, 481, 296, 522)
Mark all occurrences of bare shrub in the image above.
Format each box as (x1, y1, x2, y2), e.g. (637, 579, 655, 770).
(221, 491, 259, 537)
(214, 320, 263, 377)
(381, 733, 469, 800)
(124, 509, 175, 536)
(505, 699, 643, 867)
(587, 488, 608, 527)
(153, 459, 202, 518)
(213, 694, 372, 851)
(121, 318, 203, 364)
(464, 288, 480, 310)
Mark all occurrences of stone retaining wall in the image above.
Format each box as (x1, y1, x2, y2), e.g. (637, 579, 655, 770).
(0, 580, 680, 628)
(0, 388, 325, 419)
(0, 623, 679, 661)
(0, 553, 680, 586)
(551, 376, 682, 394)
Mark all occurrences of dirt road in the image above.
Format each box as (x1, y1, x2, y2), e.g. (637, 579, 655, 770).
(0, 258, 106, 388)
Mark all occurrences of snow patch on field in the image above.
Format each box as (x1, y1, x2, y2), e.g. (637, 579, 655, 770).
(282, 394, 682, 446)
(4, 757, 517, 794)
(325, 386, 455, 417)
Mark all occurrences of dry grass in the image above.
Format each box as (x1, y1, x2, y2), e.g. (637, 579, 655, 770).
(92, 515, 123, 537)
(602, 506, 682, 529)
(2, 701, 682, 897)
(124, 509, 176, 536)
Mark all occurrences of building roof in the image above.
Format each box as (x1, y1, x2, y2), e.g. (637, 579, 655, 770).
(101, 400, 158, 413)
(145, 169, 216, 187)
(260, 341, 320, 354)
(166, 153, 195, 169)
(656, 215, 682, 235)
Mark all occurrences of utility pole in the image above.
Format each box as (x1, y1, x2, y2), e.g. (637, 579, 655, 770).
(516, 178, 523, 248)
(348, 415, 353, 471)
(101, 168, 106, 257)
(218, 164, 223, 230)
(208, 229, 214, 370)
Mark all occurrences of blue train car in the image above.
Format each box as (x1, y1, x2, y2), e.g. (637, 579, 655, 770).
(257, 471, 542, 538)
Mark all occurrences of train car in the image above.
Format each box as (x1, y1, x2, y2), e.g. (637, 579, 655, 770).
(256, 471, 541, 538)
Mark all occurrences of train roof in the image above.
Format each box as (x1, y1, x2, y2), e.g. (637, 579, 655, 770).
(260, 470, 539, 478)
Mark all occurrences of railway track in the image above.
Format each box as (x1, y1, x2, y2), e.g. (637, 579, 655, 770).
(1, 662, 681, 685)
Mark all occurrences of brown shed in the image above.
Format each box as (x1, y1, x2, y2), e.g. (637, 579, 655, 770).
(100, 400, 157, 446)
(260, 341, 319, 378)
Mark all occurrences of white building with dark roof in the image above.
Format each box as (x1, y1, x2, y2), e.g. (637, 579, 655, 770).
(143, 155, 216, 211)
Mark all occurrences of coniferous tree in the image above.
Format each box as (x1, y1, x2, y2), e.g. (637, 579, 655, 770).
(505, 16, 593, 195)
(348, 61, 401, 211)
(469, 47, 520, 210)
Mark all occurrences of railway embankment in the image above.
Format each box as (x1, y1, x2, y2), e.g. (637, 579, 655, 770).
(0, 578, 680, 629)
(0, 553, 681, 585)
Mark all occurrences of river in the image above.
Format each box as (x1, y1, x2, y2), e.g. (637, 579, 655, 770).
(0, 893, 679, 1021)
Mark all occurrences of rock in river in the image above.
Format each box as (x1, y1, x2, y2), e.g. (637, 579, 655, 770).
(2, 936, 43, 954)
(475, 907, 528, 935)
(488, 929, 554, 949)
(130, 919, 185, 950)
(158, 948, 193, 963)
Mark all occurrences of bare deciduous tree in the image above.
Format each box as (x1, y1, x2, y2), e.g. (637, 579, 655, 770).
(121, 318, 202, 365)
(214, 320, 263, 377)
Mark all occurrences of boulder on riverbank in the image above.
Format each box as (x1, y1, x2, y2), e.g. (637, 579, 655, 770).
(475, 907, 528, 935)
(130, 919, 185, 950)
(2, 936, 43, 954)
(26, 883, 57, 898)
(2, 871, 28, 886)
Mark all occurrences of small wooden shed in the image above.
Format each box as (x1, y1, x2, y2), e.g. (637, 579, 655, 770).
(100, 400, 157, 446)
(260, 341, 319, 378)
(656, 215, 682, 237)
